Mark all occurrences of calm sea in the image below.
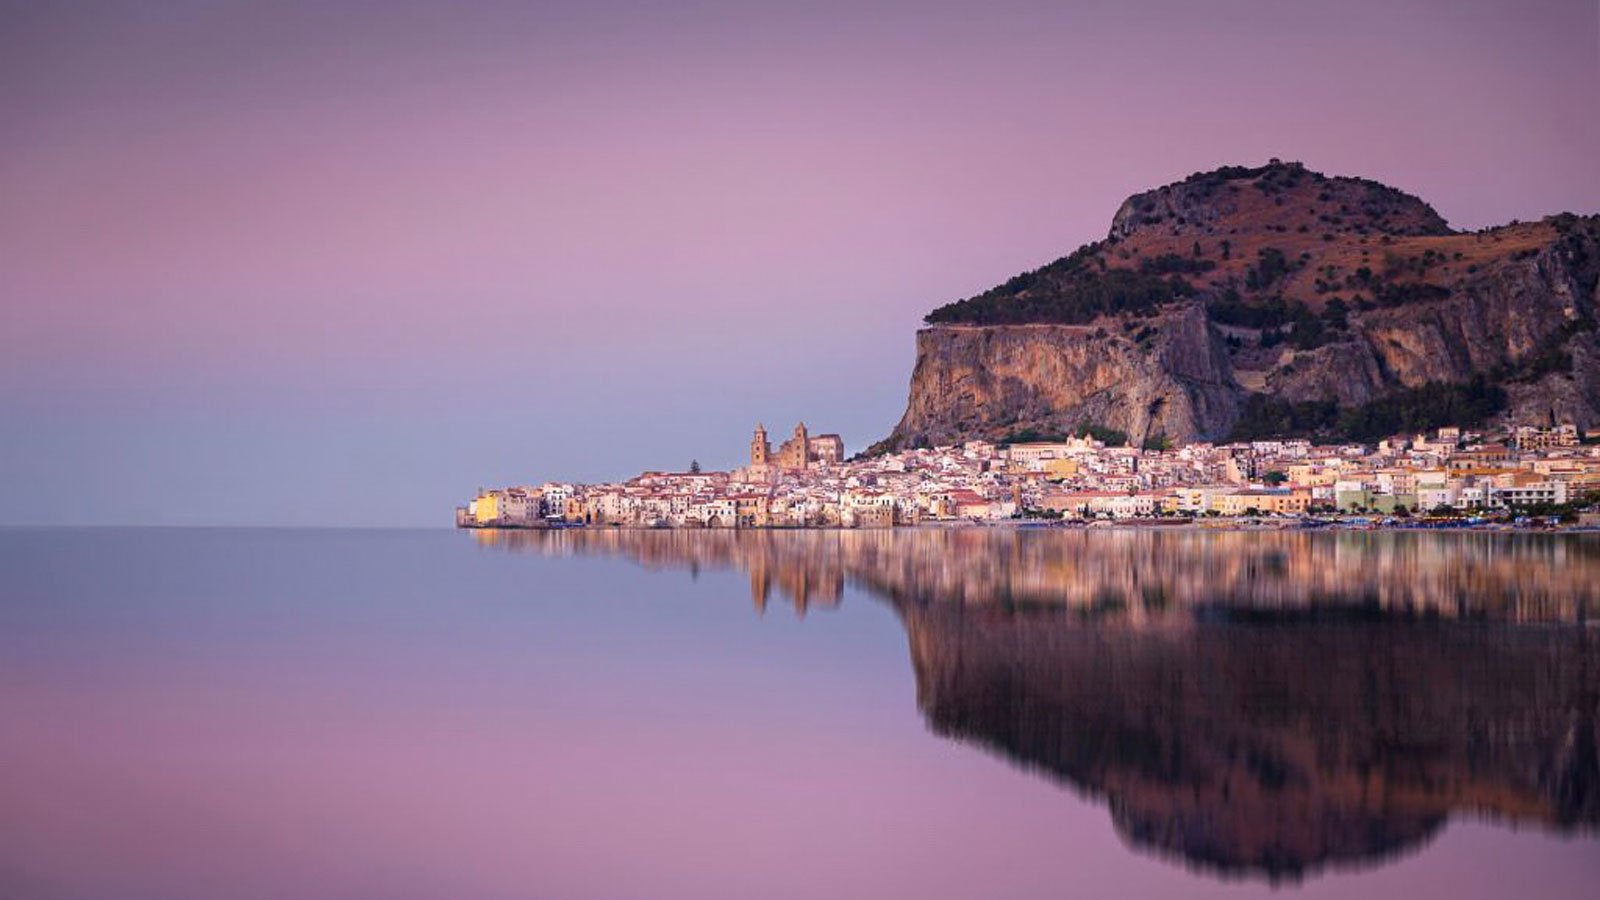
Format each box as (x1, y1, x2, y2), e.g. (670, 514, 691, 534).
(1, 526, 1595, 899)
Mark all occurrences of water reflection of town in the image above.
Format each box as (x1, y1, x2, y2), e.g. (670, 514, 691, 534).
(472, 527, 1599, 882)
(474, 527, 1599, 623)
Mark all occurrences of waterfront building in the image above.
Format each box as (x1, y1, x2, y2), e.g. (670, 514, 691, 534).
(1491, 480, 1569, 508)
(463, 424, 1600, 529)
(1212, 489, 1312, 517)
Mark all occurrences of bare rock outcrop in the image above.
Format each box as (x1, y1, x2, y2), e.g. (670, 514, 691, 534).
(882, 161, 1600, 448)
(887, 303, 1238, 448)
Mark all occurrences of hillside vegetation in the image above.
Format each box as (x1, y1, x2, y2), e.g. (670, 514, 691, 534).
(883, 161, 1600, 449)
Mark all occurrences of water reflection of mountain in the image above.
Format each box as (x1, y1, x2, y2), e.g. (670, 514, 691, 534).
(906, 604, 1597, 880)
(473, 527, 1600, 881)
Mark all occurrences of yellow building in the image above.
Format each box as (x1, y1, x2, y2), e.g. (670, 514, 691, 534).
(1042, 458, 1080, 478)
(1287, 463, 1339, 488)
(733, 494, 771, 528)
(470, 491, 500, 525)
(1213, 489, 1312, 516)
(563, 497, 587, 523)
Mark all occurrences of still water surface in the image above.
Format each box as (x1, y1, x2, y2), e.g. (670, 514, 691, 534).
(0, 527, 1595, 899)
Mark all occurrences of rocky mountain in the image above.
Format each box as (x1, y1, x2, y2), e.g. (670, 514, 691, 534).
(879, 161, 1600, 450)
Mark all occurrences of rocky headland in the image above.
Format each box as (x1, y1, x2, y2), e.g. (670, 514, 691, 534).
(879, 161, 1600, 450)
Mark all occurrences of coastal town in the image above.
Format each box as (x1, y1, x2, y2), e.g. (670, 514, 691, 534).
(458, 421, 1600, 529)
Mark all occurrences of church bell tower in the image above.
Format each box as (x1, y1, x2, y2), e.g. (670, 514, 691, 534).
(751, 424, 771, 466)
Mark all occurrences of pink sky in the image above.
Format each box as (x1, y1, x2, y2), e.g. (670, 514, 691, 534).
(2, 0, 1597, 524)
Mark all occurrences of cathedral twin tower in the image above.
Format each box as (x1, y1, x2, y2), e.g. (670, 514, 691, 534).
(750, 423, 844, 472)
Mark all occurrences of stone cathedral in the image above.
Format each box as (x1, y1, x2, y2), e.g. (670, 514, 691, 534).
(747, 422, 844, 479)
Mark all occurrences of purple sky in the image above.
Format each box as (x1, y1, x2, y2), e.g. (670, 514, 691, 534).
(3, 0, 1598, 525)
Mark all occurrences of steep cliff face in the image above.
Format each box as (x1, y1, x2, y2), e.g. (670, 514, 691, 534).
(884, 161, 1600, 448)
(890, 303, 1239, 448)
(1267, 231, 1600, 404)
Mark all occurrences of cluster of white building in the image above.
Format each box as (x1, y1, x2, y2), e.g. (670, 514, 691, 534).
(460, 425, 1600, 528)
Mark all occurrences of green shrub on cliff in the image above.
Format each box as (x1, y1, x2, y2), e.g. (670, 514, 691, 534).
(1230, 378, 1506, 442)
(1138, 253, 1216, 276)
(997, 427, 1071, 446)
(1245, 247, 1294, 290)
(1209, 293, 1342, 349)
(924, 244, 1196, 326)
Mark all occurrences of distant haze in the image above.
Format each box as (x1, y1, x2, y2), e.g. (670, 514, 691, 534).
(3, 0, 1597, 525)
